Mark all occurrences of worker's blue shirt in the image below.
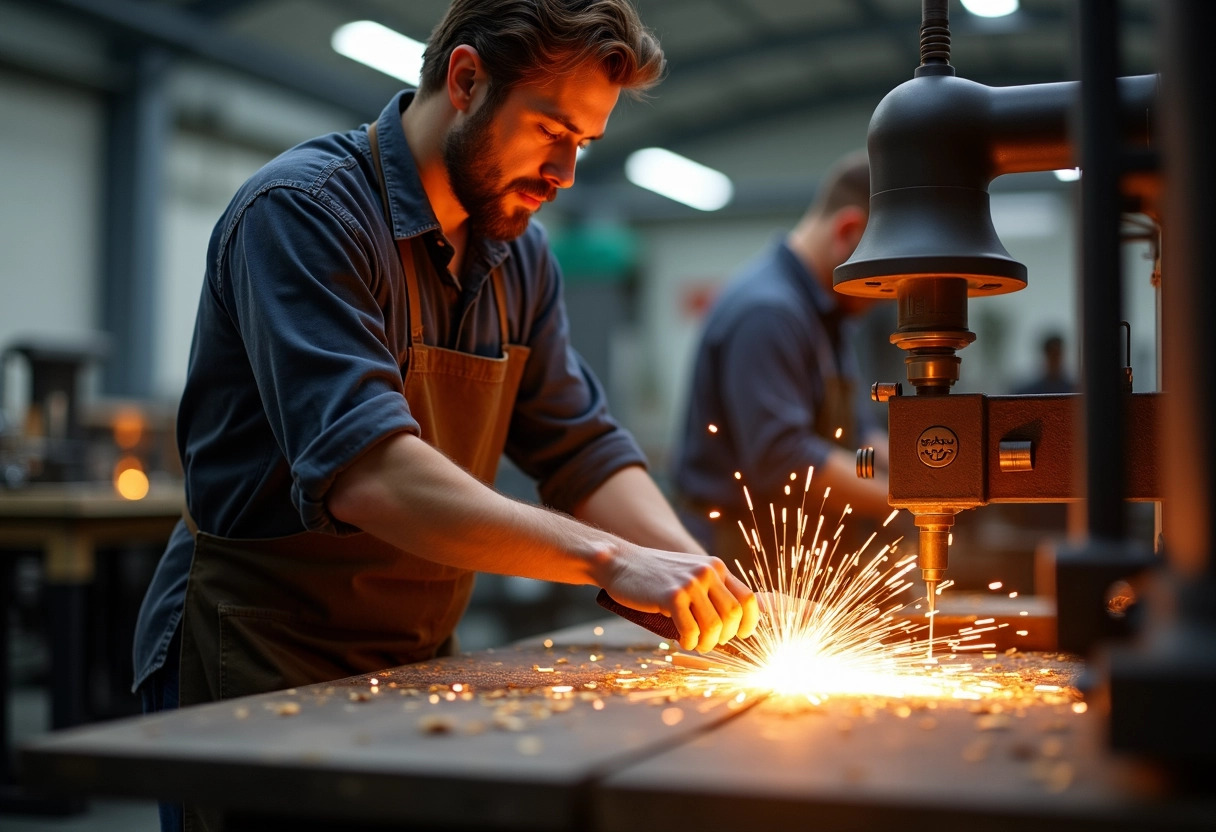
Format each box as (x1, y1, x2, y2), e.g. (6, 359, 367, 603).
(671, 239, 871, 530)
(133, 90, 646, 691)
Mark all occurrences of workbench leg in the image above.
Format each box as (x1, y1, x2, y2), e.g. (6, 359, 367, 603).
(1, 557, 12, 786)
(0, 559, 84, 816)
(45, 583, 88, 731)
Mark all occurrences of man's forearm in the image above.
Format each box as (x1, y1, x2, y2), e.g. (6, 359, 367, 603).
(328, 432, 758, 653)
(572, 464, 706, 555)
(329, 432, 616, 585)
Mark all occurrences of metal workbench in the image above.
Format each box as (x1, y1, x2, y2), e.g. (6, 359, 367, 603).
(18, 617, 1216, 831)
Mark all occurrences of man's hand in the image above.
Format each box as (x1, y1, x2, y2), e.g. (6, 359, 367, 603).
(597, 547, 759, 653)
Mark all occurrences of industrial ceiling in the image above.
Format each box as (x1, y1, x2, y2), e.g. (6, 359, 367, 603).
(4, 0, 1160, 219)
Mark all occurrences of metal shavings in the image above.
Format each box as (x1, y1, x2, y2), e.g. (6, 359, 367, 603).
(349, 691, 372, 702)
(962, 738, 992, 762)
(233, 706, 250, 720)
(1040, 737, 1065, 758)
(661, 707, 685, 726)
(494, 713, 527, 732)
(516, 736, 543, 756)
(418, 715, 456, 734)
(1031, 759, 1075, 793)
(272, 701, 300, 717)
(976, 713, 1013, 731)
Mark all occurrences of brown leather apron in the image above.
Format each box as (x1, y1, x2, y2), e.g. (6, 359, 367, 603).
(178, 121, 530, 710)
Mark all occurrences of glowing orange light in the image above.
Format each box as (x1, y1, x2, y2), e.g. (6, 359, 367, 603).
(708, 510, 721, 519)
(113, 456, 149, 501)
(988, 581, 1004, 590)
(111, 407, 146, 450)
(707, 424, 719, 433)
(834, 427, 843, 439)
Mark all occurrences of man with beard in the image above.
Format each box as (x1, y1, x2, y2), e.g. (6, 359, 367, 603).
(134, 5, 756, 827)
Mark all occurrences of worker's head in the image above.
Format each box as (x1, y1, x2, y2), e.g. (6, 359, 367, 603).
(1042, 333, 1065, 372)
(419, 1, 665, 241)
(790, 150, 872, 315)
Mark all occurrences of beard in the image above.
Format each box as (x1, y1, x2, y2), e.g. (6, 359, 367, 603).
(442, 101, 556, 241)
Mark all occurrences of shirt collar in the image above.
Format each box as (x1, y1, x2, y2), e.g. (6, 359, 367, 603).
(372, 90, 510, 272)
(775, 237, 839, 317)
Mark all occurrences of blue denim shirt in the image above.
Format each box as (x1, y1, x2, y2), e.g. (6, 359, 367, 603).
(671, 239, 872, 522)
(133, 90, 646, 691)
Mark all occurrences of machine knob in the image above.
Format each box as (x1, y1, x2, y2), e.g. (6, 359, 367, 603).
(857, 446, 876, 479)
(998, 439, 1034, 472)
(871, 382, 902, 402)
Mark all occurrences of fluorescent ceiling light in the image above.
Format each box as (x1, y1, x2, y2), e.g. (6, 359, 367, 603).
(332, 20, 425, 87)
(625, 148, 733, 211)
(1054, 167, 1081, 182)
(960, 0, 1019, 18)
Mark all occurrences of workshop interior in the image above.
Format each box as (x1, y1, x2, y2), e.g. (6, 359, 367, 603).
(1, 0, 1214, 829)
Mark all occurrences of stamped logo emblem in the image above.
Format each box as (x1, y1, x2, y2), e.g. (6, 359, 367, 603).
(917, 426, 959, 468)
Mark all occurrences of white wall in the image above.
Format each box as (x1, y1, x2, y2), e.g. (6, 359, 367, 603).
(0, 68, 104, 424)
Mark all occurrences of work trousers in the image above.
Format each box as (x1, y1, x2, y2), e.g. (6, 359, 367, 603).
(138, 624, 184, 832)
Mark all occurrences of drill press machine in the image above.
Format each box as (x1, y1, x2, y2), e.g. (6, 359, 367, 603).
(837, 0, 1216, 782)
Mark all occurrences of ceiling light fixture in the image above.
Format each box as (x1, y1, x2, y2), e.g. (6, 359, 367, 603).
(960, 0, 1019, 18)
(332, 21, 425, 87)
(624, 148, 733, 211)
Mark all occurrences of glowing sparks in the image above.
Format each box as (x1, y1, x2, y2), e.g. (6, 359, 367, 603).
(708, 423, 719, 433)
(670, 466, 1033, 704)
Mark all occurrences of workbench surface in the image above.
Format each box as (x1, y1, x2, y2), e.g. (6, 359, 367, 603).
(19, 617, 1216, 831)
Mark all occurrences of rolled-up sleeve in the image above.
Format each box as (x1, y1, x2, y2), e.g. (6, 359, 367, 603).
(220, 186, 419, 532)
(502, 244, 646, 514)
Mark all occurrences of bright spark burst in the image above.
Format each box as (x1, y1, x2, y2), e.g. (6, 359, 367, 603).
(681, 466, 1012, 704)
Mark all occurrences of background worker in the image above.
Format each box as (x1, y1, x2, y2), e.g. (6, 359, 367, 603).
(671, 150, 895, 569)
(1012, 331, 1076, 395)
(133, 1, 758, 799)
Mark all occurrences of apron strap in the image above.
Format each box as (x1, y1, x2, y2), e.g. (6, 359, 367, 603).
(367, 120, 510, 348)
(182, 505, 199, 537)
(367, 121, 392, 223)
(491, 265, 509, 346)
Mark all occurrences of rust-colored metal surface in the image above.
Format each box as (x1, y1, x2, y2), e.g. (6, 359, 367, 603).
(20, 618, 1215, 831)
(20, 619, 736, 830)
(595, 651, 1211, 832)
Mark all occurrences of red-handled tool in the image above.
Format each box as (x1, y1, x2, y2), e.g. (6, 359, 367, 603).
(595, 588, 747, 658)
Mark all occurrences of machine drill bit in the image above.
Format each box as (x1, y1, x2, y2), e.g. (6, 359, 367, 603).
(915, 516, 952, 658)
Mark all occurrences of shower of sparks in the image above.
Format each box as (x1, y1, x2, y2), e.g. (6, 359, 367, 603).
(683, 466, 1017, 704)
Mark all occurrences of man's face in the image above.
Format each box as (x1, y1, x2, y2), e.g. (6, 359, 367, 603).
(443, 63, 621, 241)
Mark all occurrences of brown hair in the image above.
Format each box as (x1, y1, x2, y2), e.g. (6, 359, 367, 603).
(807, 149, 871, 219)
(418, 0, 665, 108)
